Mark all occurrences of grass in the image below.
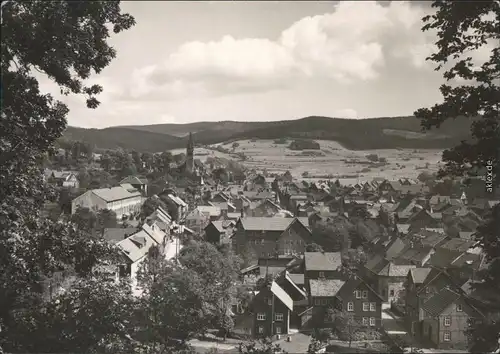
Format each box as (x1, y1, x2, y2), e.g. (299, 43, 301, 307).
(222, 139, 443, 182)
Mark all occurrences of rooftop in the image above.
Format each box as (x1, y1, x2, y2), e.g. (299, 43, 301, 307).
(310, 279, 345, 297)
(304, 252, 342, 271)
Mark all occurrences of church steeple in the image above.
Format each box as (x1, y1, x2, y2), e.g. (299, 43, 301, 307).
(186, 132, 194, 174)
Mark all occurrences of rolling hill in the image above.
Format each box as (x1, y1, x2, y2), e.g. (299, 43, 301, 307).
(63, 115, 475, 152)
(64, 126, 185, 152)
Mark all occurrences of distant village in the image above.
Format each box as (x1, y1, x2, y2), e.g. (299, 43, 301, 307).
(42, 133, 500, 353)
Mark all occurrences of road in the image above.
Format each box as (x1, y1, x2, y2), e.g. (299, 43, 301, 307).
(164, 237, 181, 261)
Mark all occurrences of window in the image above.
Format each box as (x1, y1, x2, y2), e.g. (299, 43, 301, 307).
(275, 313, 283, 322)
(370, 317, 376, 327)
(363, 302, 369, 312)
(362, 290, 368, 299)
(347, 302, 354, 311)
(355, 290, 361, 299)
(268, 298, 273, 306)
(315, 298, 321, 305)
(260, 239, 264, 245)
(457, 304, 463, 312)
(258, 326, 264, 334)
(319, 271, 325, 278)
(390, 289, 395, 297)
(276, 326, 282, 334)
(444, 316, 451, 327)
(370, 302, 376, 311)
(362, 317, 368, 326)
(257, 313, 266, 321)
(443, 331, 451, 342)
(321, 299, 327, 305)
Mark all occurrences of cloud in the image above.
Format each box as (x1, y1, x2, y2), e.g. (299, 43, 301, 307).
(122, 1, 436, 101)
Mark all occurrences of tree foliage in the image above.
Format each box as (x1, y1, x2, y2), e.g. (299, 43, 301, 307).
(0, 1, 135, 351)
(415, 1, 500, 186)
(238, 338, 287, 354)
(416, 2, 500, 351)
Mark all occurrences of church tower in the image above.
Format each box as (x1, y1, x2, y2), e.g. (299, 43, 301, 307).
(186, 132, 194, 174)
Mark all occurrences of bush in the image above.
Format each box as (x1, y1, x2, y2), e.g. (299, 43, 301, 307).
(273, 138, 287, 144)
(378, 157, 387, 163)
(366, 154, 379, 162)
(289, 139, 320, 150)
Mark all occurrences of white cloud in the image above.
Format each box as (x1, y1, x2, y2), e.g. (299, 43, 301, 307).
(123, 1, 436, 100)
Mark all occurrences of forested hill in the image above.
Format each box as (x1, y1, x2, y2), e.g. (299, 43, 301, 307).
(64, 115, 475, 152)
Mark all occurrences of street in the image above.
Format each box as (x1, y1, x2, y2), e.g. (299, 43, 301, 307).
(164, 237, 181, 261)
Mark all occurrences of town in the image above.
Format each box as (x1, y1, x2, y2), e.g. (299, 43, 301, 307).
(2, 1, 498, 354)
(36, 131, 499, 353)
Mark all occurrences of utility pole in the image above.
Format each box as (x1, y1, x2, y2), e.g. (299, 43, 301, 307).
(271, 288, 275, 337)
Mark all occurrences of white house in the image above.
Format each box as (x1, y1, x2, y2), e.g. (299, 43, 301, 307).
(71, 184, 143, 218)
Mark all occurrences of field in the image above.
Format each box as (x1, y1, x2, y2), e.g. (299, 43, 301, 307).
(213, 139, 443, 184)
(168, 147, 235, 162)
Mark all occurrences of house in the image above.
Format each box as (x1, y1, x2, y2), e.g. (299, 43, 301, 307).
(310, 278, 345, 309)
(404, 268, 469, 337)
(363, 256, 416, 303)
(103, 227, 139, 244)
(166, 194, 188, 221)
(232, 217, 312, 259)
(119, 175, 148, 196)
(47, 170, 79, 188)
(304, 252, 343, 282)
(116, 229, 157, 294)
(421, 287, 484, 350)
(252, 281, 294, 337)
(145, 206, 172, 232)
(71, 185, 143, 219)
(205, 220, 234, 245)
(335, 276, 384, 328)
(185, 209, 211, 232)
(257, 255, 301, 276)
(250, 199, 283, 217)
(404, 268, 433, 324)
(404, 209, 442, 231)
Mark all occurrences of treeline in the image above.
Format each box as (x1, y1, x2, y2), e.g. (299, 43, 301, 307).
(64, 115, 475, 152)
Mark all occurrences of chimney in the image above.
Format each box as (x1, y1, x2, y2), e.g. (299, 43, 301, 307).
(240, 208, 244, 218)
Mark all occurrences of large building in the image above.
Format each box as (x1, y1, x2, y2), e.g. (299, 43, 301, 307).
(71, 184, 143, 219)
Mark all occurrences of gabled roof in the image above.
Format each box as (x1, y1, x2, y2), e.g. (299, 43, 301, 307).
(409, 268, 432, 284)
(378, 262, 416, 277)
(287, 273, 305, 285)
(336, 276, 384, 302)
(168, 194, 187, 207)
(422, 287, 461, 317)
(385, 238, 407, 260)
(396, 224, 411, 235)
(239, 217, 294, 231)
(270, 281, 293, 311)
(117, 230, 156, 263)
(103, 227, 138, 244)
(92, 185, 141, 202)
(450, 252, 484, 271)
(304, 252, 342, 271)
(396, 246, 434, 264)
(439, 239, 476, 253)
(119, 175, 148, 185)
(284, 272, 307, 298)
(310, 279, 345, 297)
(142, 222, 166, 245)
(147, 206, 172, 224)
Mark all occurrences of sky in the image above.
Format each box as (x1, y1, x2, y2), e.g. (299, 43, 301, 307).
(36, 1, 495, 128)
